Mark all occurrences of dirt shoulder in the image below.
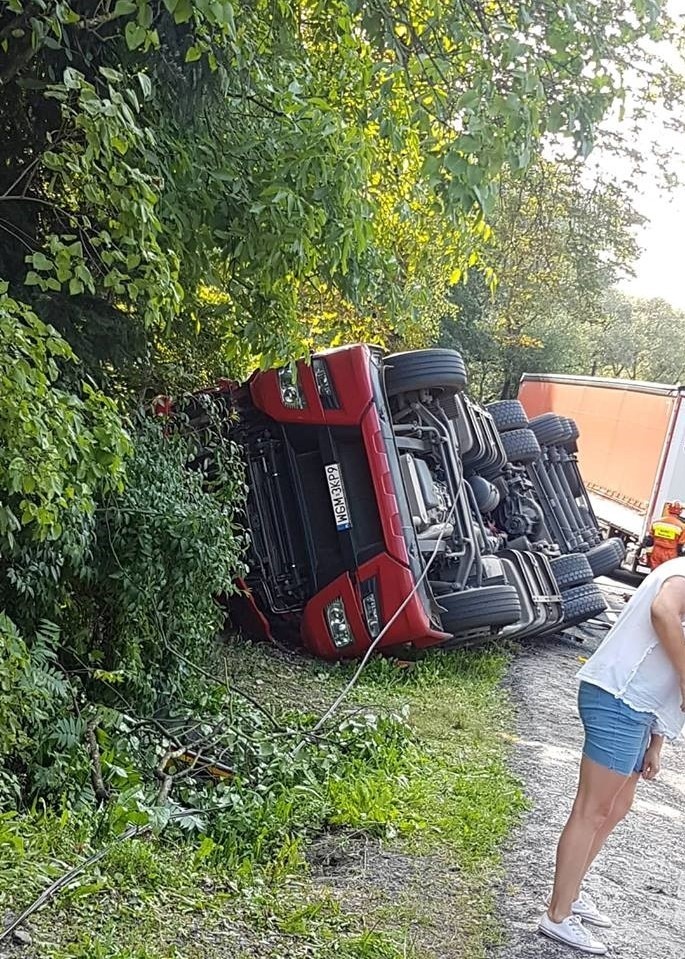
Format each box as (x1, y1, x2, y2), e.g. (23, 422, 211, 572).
(491, 604, 685, 959)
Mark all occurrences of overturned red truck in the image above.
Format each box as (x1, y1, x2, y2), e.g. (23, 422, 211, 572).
(166, 347, 622, 659)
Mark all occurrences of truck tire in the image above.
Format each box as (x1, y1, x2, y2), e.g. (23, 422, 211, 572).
(560, 417, 580, 452)
(384, 349, 468, 396)
(550, 553, 594, 590)
(564, 417, 580, 441)
(586, 538, 625, 577)
(562, 583, 607, 627)
(487, 399, 529, 433)
(529, 413, 573, 447)
(437, 584, 521, 634)
(500, 428, 542, 465)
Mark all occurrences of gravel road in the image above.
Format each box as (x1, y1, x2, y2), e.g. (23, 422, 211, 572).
(491, 591, 685, 959)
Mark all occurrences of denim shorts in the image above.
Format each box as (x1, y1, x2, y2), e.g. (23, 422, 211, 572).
(578, 681, 656, 776)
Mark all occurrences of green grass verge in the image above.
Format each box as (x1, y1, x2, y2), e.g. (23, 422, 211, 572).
(0, 643, 524, 959)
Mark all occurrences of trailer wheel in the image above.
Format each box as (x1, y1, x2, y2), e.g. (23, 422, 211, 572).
(563, 417, 580, 441)
(487, 399, 529, 433)
(529, 413, 573, 447)
(550, 553, 594, 590)
(586, 538, 625, 577)
(500, 428, 542, 465)
(437, 584, 521, 635)
(562, 583, 607, 627)
(384, 349, 468, 396)
(559, 417, 580, 452)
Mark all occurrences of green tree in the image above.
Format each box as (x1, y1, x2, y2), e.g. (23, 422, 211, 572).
(592, 291, 685, 383)
(440, 158, 643, 398)
(0, 0, 677, 391)
(0, 285, 130, 564)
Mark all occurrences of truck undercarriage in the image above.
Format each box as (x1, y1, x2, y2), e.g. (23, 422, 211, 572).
(180, 346, 624, 660)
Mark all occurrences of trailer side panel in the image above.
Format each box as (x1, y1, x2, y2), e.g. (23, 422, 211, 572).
(518, 378, 675, 515)
(653, 395, 685, 524)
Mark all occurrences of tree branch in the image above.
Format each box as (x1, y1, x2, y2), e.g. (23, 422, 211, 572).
(86, 719, 111, 805)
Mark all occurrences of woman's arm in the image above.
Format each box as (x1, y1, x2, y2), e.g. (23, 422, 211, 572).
(650, 576, 685, 711)
(642, 733, 664, 780)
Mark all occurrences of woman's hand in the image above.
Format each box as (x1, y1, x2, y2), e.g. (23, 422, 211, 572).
(642, 735, 664, 781)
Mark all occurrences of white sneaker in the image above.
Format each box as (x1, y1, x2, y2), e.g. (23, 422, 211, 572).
(572, 892, 612, 929)
(538, 913, 608, 954)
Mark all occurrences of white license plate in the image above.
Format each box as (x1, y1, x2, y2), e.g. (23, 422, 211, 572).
(325, 463, 351, 531)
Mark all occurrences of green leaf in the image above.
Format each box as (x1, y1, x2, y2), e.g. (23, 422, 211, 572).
(172, 0, 193, 23)
(112, 135, 129, 155)
(66, 882, 107, 900)
(185, 45, 202, 63)
(31, 252, 53, 272)
(113, 0, 137, 14)
(99, 66, 123, 83)
(137, 72, 152, 99)
(137, 2, 153, 28)
(125, 21, 146, 50)
(444, 151, 466, 176)
(547, 104, 565, 133)
(223, 1, 236, 39)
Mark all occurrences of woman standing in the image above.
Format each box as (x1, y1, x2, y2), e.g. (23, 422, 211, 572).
(539, 557, 685, 954)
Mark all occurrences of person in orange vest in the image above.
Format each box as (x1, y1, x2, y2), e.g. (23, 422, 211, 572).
(644, 502, 685, 570)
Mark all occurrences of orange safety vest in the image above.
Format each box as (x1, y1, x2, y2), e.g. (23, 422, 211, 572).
(648, 513, 685, 569)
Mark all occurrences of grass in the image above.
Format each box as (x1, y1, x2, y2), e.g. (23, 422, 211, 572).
(0, 641, 525, 959)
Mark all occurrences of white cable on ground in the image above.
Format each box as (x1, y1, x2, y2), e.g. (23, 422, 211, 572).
(308, 496, 460, 736)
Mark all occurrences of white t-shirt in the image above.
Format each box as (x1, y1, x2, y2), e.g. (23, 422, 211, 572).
(577, 557, 685, 741)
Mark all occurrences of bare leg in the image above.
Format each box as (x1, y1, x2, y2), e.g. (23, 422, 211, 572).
(574, 772, 639, 898)
(548, 755, 630, 923)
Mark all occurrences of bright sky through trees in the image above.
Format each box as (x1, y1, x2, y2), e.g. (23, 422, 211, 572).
(615, 0, 685, 307)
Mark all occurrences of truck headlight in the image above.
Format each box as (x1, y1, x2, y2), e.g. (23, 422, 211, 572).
(325, 598, 354, 649)
(312, 358, 339, 409)
(360, 578, 382, 638)
(278, 366, 306, 409)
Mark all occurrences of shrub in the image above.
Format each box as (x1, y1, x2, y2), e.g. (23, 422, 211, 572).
(73, 417, 249, 711)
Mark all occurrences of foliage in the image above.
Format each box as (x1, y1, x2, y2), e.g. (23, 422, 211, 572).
(590, 290, 685, 383)
(0, 403, 248, 806)
(0, 0, 676, 389)
(0, 617, 70, 805)
(0, 285, 130, 549)
(74, 418, 249, 709)
(440, 158, 643, 399)
(0, 644, 521, 958)
(0, 289, 131, 805)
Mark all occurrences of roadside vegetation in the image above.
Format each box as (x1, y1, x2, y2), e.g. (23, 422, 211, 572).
(1, 643, 522, 959)
(1, 1, 684, 956)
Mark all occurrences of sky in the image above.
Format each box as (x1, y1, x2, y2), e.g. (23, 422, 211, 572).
(612, 0, 685, 308)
